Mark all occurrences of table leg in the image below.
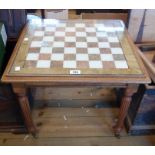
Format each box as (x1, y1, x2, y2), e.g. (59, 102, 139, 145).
(113, 86, 138, 137)
(12, 84, 37, 136)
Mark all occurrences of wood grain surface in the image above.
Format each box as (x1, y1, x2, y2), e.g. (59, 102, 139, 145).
(0, 107, 155, 146)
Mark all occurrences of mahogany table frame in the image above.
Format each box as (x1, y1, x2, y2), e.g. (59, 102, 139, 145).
(1, 20, 151, 137)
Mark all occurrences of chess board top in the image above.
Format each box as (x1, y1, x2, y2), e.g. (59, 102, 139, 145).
(2, 19, 150, 84)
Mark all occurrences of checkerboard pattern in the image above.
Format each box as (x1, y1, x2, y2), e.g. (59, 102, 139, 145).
(25, 21, 128, 69)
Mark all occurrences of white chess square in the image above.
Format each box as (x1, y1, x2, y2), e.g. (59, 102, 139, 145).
(63, 61, 76, 68)
(89, 61, 102, 68)
(31, 41, 42, 48)
(64, 48, 76, 54)
(43, 36, 54, 42)
(104, 27, 115, 32)
(44, 19, 59, 26)
(65, 37, 76, 42)
(53, 42, 65, 47)
(51, 54, 64, 61)
(36, 60, 51, 68)
(98, 42, 110, 48)
(96, 32, 107, 37)
(55, 31, 65, 36)
(111, 48, 123, 54)
(76, 32, 86, 37)
(34, 31, 44, 36)
(65, 27, 76, 32)
(96, 25, 105, 31)
(85, 27, 96, 32)
(88, 48, 100, 54)
(75, 23, 85, 27)
(95, 23, 104, 27)
(58, 23, 66, 27)
(76, 54, 89, 61)
(108, 36, 119, 43)
(95, 23, 105, 28)
(101, 54, 113, 61)
(26, 53, 39, 61)
(31, 19, 42, 26)
(87, 37, 98, 42)
(45, 27, 56, 32)
(76, 42, 87, 48)
(40, 47, 52, 54)
(114, 61, 128, 69)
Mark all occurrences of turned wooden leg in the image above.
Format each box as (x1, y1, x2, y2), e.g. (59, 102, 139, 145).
(12, 84, 37, 136)
(113, 86, 138, 137)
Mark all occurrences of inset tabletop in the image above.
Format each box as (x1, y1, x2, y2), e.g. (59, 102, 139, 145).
(6, 19, 144, 77)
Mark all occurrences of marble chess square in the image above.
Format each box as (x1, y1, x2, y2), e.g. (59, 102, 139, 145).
(34, 31, 44, 36)
(39, 54, 51, 60)
(76, 32, 87, 37)
(87, 37, 98, 42)
(43, 36, 54, 42)
(64, 48, 76, 54)
(76, 54, 89, 61)
(64, 54, 76, 60)
(65, 37, 76, 42)
(114, 61, 128, 69)
(98, 42, 110, 48)
(75, 23, 85, 27)
(65, 27, 76, 32)
(45, 27, 56, 32)
(51, 54, 64, 61)
(58, 23, 66, 27)
(63, 61, 76, 68)
(111, 48, 123, 54)
(88, 48, 100, 54)
(53, 42, 65, 47)
(40, 47, 53, 53)
(89, 61, 102, 68)
(76, 42, 87, 48)
(108, 36, 119, 43)
(96, 32, 107, 37)
(55, 32, 65, 37)
(26, 53, 39, 60)
(36, 60, 51, 68)
(85, 27, 96, 32)
(101, 54, 114, 61)
(31, 41, 42, 48)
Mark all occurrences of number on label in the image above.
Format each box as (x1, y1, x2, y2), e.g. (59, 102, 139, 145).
(70, 70, 81, 75)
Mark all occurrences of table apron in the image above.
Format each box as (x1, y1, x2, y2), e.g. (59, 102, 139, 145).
(11, 82, 140, 89)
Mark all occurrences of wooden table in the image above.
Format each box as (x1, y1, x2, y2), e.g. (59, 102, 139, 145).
(1, 19, 150, 137)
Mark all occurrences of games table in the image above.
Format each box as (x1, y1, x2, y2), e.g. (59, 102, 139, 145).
(1, 19, 150, 137)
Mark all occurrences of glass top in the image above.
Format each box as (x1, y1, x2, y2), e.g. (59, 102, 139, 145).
(8, 19, 142, 77)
